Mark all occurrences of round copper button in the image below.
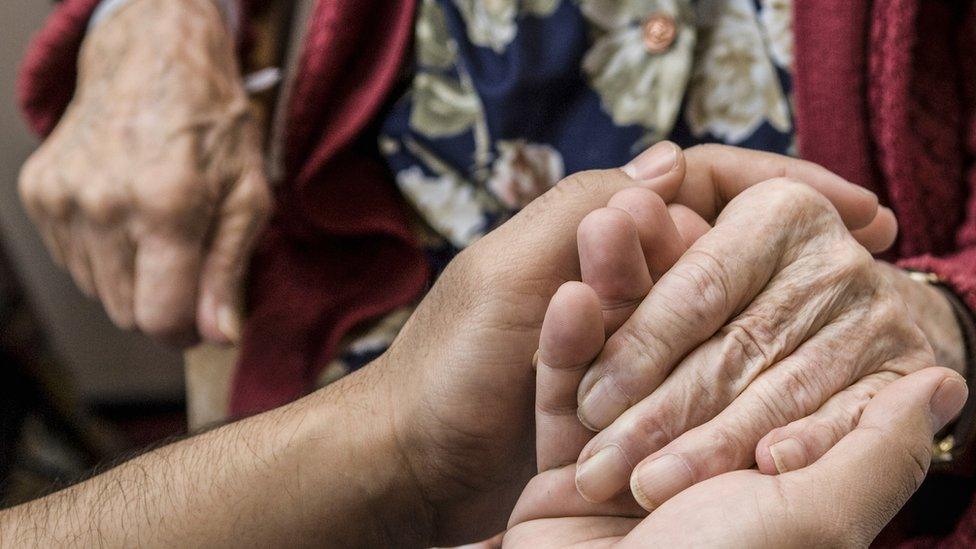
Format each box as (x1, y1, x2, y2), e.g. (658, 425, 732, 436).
(642, 13, 677, 54)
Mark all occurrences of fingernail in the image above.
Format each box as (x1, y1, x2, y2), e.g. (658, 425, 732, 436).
(630, 454, 693, 511)
(531, 349, 540, 369)
(576, 445, 633, 503)
(930, 378, 968, 430)
(622, 142, 678, 181)
(768, 437, 807, 474)
(578, 377, 630, 431)
(217, 306, 242, 342)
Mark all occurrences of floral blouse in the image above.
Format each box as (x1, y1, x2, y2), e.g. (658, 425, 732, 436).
(320, 0, 796, 384)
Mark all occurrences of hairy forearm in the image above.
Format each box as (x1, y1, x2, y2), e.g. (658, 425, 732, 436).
(0, 364, 431, 547)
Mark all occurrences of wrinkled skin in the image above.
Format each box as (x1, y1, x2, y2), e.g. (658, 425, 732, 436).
(18, 0, 270, 345)
(569, 179, 961, 508)
(504, 188, 967, 547)
(377, 143, 893, 545)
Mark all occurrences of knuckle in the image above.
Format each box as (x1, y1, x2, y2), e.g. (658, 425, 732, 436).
(705, 424, 752, 469)
(754, 364, 826, 425)
(756, 177, 832, 218)
(535, 396, 579, 418)
(17, 155, 42, 195)
(551, 170, 602, 199)
(807, 416, 852, 450)
(40, 184, 75, 221)
(17, 164, 45, 217)
(614, 325, 673, 381)
(242, 177, 273, 219)
(135, 307, 193, 343)
(621, 408, 674, 458)
(717, 317, 780, 379)
(19, 161, 74, 221)
(78, 185, 128, 225)
(543, 169, 623, 210)
(668, 249, 732, 320)
(138, 175, 209, 230)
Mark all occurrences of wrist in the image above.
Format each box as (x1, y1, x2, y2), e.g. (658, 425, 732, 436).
(83, 0, 237, 82)
(299, 356, 437, 546)
(880, 263, 967, 375)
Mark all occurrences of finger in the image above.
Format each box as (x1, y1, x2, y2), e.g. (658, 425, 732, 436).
(679, 144, 885, 233)
(576, 290, 921, 505)
(578, 208, 652, 333)
(26, 168, 75, 269)
(486, 146, 679, 309)
(778, 367, 966, 545)
(666, 204, 710, 248)
(196, 168, 271, 343)
(755, 372, 894, 475)
(35, 221, 67, 267)
(605, 188, 688, 281)
(620, 141, 686, 201)
(61, 218, 95, 297)
(536, 282, 604, 472)
(625, 368, 966, 547)
(507, 465, 644, 530)
(624, 348, 925, 511)
(575, 180, 846, 432)
(134, 234, 204, 345)
(84, 224, 136, 329)
(573, 316, 846, 504)
(851, 205, 898, 254)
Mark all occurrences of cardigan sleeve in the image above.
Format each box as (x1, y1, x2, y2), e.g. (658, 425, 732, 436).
(896, 8, 976, 319)
(899, 247, 976, 318)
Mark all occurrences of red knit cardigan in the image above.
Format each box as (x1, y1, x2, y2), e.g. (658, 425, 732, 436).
(16, 0, 976, 543)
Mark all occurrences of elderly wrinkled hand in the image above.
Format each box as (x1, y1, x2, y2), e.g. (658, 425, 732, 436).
(505, 189, 966, 547)
(374, 142, 889, 544)
(17, 0, 270, 345)
(569, 173, 943, 508)
(511, 334, 964, 546)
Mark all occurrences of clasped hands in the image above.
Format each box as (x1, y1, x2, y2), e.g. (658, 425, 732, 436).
(503, 143, 966, 546)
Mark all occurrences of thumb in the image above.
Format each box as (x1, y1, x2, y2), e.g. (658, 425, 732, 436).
(197, 168, 272, 343)
(784, 367, 968, 546)
(484, 142, 684, 284)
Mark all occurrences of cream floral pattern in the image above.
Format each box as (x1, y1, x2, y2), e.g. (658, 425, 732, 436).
(684, 0, 791, 143)
(391, 133, 501, 247)
(486, 140, 565, 209)
(453, 0, 563, 53)
(396, 165, 489, 247)
(579, 0, 696, 144)
(411, 1, 483, 138)
(759, 0, 793, 70)
(410, 72, 483, 138)
(416, 0, 456, 69)
(347, 0, 799, 392)
(318, 308, 415, 387)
